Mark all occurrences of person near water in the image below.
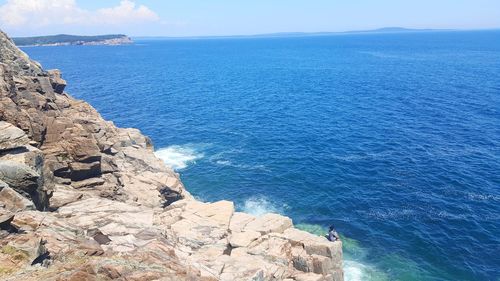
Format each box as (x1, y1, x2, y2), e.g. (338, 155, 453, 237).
(328, 225, 340, 242)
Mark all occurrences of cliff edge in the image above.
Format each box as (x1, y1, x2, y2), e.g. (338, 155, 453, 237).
(0, 29, 343, 281)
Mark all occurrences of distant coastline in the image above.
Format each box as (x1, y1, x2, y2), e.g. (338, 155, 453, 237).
(13, 34, 133, 47)
(134, 27, 461, 41)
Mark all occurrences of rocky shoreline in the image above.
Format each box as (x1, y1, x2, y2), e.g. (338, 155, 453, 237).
(0, 29, 343, 280)
(13, 35, 133, 47)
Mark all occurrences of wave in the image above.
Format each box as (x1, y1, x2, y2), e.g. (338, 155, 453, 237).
(359, 51, 433, 61)
(215, 159, 269, 171)
(209, 148, 269, 171)
(330, 151, 394, 162)
(240, 196, 288, 217)
(155, 144, 205, 170)
(344, 260, 389, 281)
(364, 208, 417, 220)
(466, 192, 500, 202)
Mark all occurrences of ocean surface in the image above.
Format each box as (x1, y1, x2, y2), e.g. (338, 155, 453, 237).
(23, 30, 499, 281)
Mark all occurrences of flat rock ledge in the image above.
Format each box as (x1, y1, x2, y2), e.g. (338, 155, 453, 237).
(0, 29, 343, 280)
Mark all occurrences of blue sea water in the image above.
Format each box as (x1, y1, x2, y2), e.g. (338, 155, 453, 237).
(23, 30, 500, 281)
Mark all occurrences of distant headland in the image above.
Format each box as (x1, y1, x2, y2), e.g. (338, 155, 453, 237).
(12, 34, 133, 47)
(135, 27, 453, 40)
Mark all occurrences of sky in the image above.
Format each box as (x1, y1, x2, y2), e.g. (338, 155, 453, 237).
(0, 0, 499, 37)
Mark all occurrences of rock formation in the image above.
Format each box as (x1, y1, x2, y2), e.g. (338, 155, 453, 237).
(0, 29, 343, 280)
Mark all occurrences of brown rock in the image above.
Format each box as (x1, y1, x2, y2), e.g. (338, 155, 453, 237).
(3, 233, 48, 265)
(0, 208, 14, 227)
(295, 272, 327, 281)
(0, 183, 35, 211)
(229, 230, 261, 248)
(244, 213, 293, 234)
(49, 185, 84, 209)
(48, 69, 67, 94)
(229, 212, 256, 232)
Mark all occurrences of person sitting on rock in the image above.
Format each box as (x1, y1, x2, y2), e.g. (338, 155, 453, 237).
(327, 225, 340, 242)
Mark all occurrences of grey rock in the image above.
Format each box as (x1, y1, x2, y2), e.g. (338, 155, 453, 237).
(0, 181, 36, 212)
(0, 30, 43, 76)
(0, 160, 39, 193)
(0, 121, 29, 151)
(0, 160, 47, 210)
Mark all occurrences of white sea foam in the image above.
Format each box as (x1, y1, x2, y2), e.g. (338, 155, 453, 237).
(344, 260, 366, 281)
(330, 151, 394, 162)
(365, 208, 417, 220)
(241, 196, 287, 217)
(215, 160, 232, 166)
(215, 159, 268, 171)
(155, 144, 204, 170)
(466, 192, 500, 201)
(344, 253, 390, 281)
(344, 259, 389, 281)
(209, 148, 269, 171)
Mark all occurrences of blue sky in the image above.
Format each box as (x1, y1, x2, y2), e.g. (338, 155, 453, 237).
(1, 0, 499, 37)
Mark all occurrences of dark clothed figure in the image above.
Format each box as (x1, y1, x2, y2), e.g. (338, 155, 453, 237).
(327, 225, 340, 242)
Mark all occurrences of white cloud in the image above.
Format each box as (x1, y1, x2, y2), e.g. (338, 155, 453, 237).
(97, 0, 159, 25)
(0, 0, 160, 28)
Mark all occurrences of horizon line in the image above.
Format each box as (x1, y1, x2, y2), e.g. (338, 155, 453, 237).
(129, 27, 500, 40)
(11, 26, 500, 40)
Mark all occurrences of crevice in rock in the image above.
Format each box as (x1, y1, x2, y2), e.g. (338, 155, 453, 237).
(39, 126, 47, 148)
(160, 188, 182, 207)
(53, 167, 71, 178)
(88, 228, 111, 245)
(0, 215, 19, 233)
(223, 244, 233, 256)
(78, 156, 101, 164)
(31, 251, 51, 267)
(0, 146, 30, 155)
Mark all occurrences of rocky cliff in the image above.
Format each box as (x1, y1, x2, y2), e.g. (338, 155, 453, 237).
(0, 29, 343, 281)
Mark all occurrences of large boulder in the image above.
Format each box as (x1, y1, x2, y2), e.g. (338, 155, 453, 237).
(2, 233, 48, 264)
(0, 161, 44, 208)
(0, 144, 52, 211)
(229, 212, 256, 232)
(166, 200, 234, 251)
(244, 213, 293, 234)
(0, 122, 29, 151)
(57, 197, 156, 252)
(47, 69, 66, 94)
(0, 182, 35, 212)
(284, 228, 343, 280)
(229, 230, 261, 248)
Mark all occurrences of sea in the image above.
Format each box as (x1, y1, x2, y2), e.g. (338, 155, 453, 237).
(23, 30, 500, 281)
